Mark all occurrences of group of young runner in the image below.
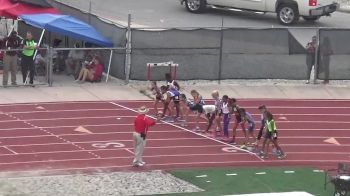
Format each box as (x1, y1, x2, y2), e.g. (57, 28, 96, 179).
(149, 74, 286, 159)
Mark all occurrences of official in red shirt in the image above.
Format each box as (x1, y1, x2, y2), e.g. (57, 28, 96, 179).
(133, 106, 157, 167)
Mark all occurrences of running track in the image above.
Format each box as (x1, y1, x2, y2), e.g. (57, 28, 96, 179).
(0, 99, 349, 175)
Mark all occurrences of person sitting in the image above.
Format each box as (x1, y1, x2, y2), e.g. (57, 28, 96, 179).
(75, 55, 104, 83)
(65, 43, 84, 77)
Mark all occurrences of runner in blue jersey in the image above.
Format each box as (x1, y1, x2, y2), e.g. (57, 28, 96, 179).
(239, 108, 256, 145)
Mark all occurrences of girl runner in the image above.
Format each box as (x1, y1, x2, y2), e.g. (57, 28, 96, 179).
(221, 95, 231, 142)
(202, 105, 217, 135)
(239, 108, 256, 145)
(212, 90, 223, 137)
(150, 81, 163, 116)
(189, 90, 205, 132)
(179, 93, 191, 126)
(254, 105, 268, 146)
(229, 98, 247, 145)
(160, 85, 180, 120)
(165, 73, 180, 91)
(259, 111, 286, 159)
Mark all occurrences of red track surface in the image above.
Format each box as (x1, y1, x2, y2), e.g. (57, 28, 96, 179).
(0, 99, 349, 175)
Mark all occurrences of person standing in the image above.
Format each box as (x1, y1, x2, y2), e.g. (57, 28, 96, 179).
(21, 32, 37, 86)
(305, 36, 318, 84)
(133, 106, 157, 167)
(259, 111, 285, 159)
(2, 31, 22, 87)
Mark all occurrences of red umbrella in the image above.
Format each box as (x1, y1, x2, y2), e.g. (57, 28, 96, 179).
(0, 0, 59, 19)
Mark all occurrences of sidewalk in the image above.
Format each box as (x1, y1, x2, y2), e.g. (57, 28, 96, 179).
(1, 79, 350, 104)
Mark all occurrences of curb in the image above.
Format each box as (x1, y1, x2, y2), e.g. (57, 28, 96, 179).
(338, 5, 350, 13)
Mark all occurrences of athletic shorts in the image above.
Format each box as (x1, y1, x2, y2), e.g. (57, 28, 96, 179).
(264, 131, 278, 140)
(235, 115, 242, 123)
(156, 94, 162, 101)
(172, 95, 180, 104)
(215, 110, 222, 117)
(247, 123, 255, 132)
(190, 104, 203, 113)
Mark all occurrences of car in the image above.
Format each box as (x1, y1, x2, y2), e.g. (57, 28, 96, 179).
(180, 0, 339, 25)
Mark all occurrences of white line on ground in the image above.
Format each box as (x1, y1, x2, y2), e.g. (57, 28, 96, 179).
(196, 175, 207, 178)
(206, 181, 211, 183)
(1, 132, 350, 140)
(284, 171, 295, 174)
(255, 172, 266, 175)
(226, 173, 238, 176)
(1, 112, 101, 159)
(124, 148, 134, 155)
(313, 170, 324, 173)
(109, 102, 265, 162)
(2, 146, 18, 155)
(3, 114, 350, 124)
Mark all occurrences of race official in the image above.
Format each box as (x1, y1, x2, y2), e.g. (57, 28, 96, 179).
(133, 106, 157, 167)
(2, 31, 22, 86)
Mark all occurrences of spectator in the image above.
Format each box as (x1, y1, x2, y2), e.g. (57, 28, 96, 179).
(305, 35, 318, 84)
(319, 36, 333, 84)
(52, 39, 65, 73)
(65, 42, 84, 77)
(21, 31, 37, 86)
(2, 31, 22, 87)
(75, 55, 104, 83)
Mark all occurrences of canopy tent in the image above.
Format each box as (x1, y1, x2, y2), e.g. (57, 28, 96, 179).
(20, 13, 113, 47)
(0, 0, 59, 19)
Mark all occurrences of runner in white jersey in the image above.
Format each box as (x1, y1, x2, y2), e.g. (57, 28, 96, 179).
(202, 105, 217, 135)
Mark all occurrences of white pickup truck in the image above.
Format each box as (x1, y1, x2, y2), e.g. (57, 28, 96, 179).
(180, 0, 339, 25)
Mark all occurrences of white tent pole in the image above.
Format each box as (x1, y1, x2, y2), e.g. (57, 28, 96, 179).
(24, 29, 45, 85)
(33, 29, 46, 60)
(105, 49, 113, 82)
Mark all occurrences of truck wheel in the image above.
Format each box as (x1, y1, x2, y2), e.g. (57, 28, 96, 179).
(302, 16, 321, 21)
(277, 4, 299, 25)
(185, 0, 206, 13)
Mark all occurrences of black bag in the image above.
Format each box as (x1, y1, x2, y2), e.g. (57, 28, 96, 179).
(140, 132, 146, 140)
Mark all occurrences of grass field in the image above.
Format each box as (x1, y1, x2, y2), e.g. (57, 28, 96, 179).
(166, 167, 334, 196)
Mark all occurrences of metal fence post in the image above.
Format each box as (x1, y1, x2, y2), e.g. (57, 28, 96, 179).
(125, 14, 132, 84)
(48, 47, 53, 87)
(313, 28, 320, 84)
(218, 17, 224, 84)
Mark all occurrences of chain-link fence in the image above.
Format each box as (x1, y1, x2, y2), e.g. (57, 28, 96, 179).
(2, 0, 349, 87)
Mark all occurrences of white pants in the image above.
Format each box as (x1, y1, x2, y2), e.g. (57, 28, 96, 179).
(133, 132, 146, 164)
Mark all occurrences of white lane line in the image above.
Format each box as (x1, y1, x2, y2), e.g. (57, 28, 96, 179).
(124, 148, 134, 155)
(3, 131, 349, 140)
(255, 172, 266, 175)
(206, 181, 211, 183)
(226, 173, 238, 176)
(284, 171, 295, 174)
(196, 175, 207, 178)
(2, 146, 18, 155)
(2, 114, 350, 123)
(313, 170, 324, 173)
(109, 102, 264, 162)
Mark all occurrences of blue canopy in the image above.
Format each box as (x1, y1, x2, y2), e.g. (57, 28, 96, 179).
(20, 13, 113, 47)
